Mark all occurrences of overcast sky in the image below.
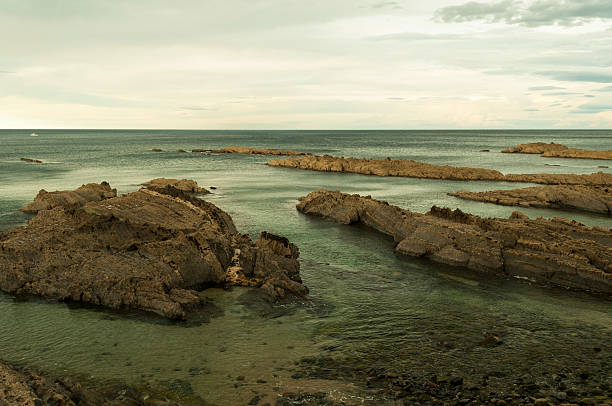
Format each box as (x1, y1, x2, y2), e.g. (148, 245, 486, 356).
(1, 0, 611, 129)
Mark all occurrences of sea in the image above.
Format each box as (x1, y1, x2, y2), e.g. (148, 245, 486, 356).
(0, 130, 610, 404)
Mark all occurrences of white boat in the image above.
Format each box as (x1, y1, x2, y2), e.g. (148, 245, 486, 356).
(29, 132, 38, 137)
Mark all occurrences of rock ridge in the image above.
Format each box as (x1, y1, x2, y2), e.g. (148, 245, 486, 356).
(268, 154, 612, 186)
(502, 142, 612, 160)
(450, 185, 612, 215)
(296, 189, 611, 294)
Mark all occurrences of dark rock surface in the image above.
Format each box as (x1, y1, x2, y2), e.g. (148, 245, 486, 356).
(211, 145, 311, 156)
(450, 185, 612, 215)
(1, 180, 307, 319)
(297, 190, 611, 293)
(268, 155, 612, 186)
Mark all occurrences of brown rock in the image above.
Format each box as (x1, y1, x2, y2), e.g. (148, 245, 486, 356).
(20, 182, 117, 214)
(268, 155, 612, 186)
(141, 178, 210, 194)
(177, 149, 187, 153)
(1, 181, 307, 319)
(192, 148, 212, 153)
(20, 158, 43, 163)
(211, 145, 310, 156)
(502, 142, 612, 160)
(296, 190, 611, 293)
(449, 185, 612, 215)
(152, 148, 163, 152)
(599, 165, 609, 168)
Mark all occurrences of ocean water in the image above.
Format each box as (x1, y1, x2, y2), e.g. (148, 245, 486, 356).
(0, 130, 610, 404)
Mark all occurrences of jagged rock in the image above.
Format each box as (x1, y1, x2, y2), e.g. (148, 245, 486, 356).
(20, 182, 117, 214)
(0, 181, 307, 319)
(211, 145, 310, 156)
(268, 155, 612, 186)
(449, 185, 612, 215)
(141, 178, 210, 194)
(502, 142, 612, 160)
(296, 190, 612, 293)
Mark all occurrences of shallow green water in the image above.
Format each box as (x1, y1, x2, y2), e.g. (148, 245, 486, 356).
(0, 130, 610, 404)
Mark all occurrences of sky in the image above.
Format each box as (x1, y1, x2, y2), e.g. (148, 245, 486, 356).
(1, 0, 612, 129)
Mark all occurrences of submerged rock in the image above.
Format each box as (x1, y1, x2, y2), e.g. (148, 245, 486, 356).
(0, 180, 307, 319)
(268, 155, 612, 186)
(296, 190, 611, 293)
(450, 185, 612, 215)
(502, 142, 612, 160)
(211, 145, 310, 156)
(19, 157, 43, 163)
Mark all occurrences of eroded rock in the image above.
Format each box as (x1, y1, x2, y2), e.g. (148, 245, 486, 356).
(20, 182, 117, 214)
(141, 178, 210, 194)
(502, 142, 612, 160)
(268, 155, 612, 186)
(1, 181, 307, 319)
(296, 190, 611, 293)
(450, 185, 612, 215)
(211, 145, 310, 156)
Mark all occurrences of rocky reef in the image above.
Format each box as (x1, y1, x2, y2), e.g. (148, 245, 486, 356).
(141, 178, 210, 194)
(502, 142, 612, 160)
(297, 190, 611, 294)
(211, 145, 310, 156)
(0, 179, 307, 319)
(268, 154, 612, 186)
(450, 185, 612, 215)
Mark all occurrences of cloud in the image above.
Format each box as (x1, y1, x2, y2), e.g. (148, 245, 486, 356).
(435, 0, 612, 26)
(524, 108, 539, 111)
(372, 1, 400, 9)
(571, 103, 612, 114)
(543, 91, 580, 96)
(0, 70, 15, 74)
(368, 32, 465, 41)
(528, 86, 565, 91)
(537, 71, 612, 83)
(597, 85, 612, 91)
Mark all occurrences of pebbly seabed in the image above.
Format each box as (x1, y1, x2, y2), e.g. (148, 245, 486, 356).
(1, 130, 611, 405)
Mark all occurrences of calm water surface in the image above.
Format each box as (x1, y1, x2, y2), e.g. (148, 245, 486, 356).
(0, 130, 610, 404)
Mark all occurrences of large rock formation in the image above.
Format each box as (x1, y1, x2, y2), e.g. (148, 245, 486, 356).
(1, 180, 307, 319)
(502, 142, 612, 160)
(268, 155, 612, 186)
(450, 185, 612, 215)
(211, 145, 310, 156)
(297, 190, 612, 294)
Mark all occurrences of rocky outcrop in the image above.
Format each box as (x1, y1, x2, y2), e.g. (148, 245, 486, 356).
(141, 178, 210, 194)
(450, 185, 612, 215)
(211, 145, 310, 156)
(20, 182, 117, 214)
(502, 142, 612, 160)
(152, 148, 163, 152)
(297, 190, 612, 293)
(1, 181, 307, 319)
(268, 155, 612, 186)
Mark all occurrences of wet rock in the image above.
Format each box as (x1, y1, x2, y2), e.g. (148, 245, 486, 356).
(20, 157, 43, 163)
(210, 145, 310, 156)
(502, 142, 612, 160)
(269, 155, 612, 186)
(450, 185, 612, 215)
(177, 149, 187, 153)
(152, 148, 163, 152)
(1, 180, 307, 319)
(296, 190, 612, 294)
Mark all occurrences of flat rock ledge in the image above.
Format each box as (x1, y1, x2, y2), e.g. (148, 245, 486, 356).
(268, 155, 612, 186)
(502, 142, 612, 160)
(297, 190, 612, 294)
(450, 185, 612, 215)
(210, 145, 310, 156)
(1, 180, 307, 319)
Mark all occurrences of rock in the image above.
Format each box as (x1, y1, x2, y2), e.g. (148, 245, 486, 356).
(480, 149, 490, 152)
(152, 148, 163, 152)
(533, 398, 552, 406)
(141, 178, 210, 194)
(478, 333, 503, 346)
(20, 182, 117, 214)
(191, 148, 212, 153)
(20, 157, 43, 163)
(210, 145, 310, 156)
(0, 180, 307, 319)
(268, 155, 612, 186)
(177, 149, 187, 153)
(599, 165, 609, 168)
(502, 142, 612, 160)
(449, 185, 612, 215)
(296, 190, 612, 294)
(509, 211, 529, 220)
(450, 377, 464, 386)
